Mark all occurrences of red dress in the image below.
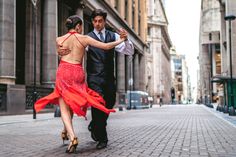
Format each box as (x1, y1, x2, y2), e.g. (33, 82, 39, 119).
(34, 33, 115, 117)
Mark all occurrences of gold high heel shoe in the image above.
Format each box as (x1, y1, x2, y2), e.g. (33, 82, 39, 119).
(61, 131, 69, 144)
(66, 137, 78, 153)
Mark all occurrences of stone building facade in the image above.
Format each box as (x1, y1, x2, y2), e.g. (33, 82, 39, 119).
(199, 0, 221, 105)
(199, 0, 236, 113)
(0, 0, 147, 115)
(170, 48, 191, 104)
(146, 0, 172, 104)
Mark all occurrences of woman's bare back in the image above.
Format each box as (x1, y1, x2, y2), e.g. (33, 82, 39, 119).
(56, 33, 86, 64)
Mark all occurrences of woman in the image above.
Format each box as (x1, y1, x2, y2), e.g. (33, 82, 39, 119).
(34, 15, 125, 153)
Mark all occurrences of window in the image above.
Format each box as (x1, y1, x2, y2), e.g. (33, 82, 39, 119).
(148, 27, 151, 35)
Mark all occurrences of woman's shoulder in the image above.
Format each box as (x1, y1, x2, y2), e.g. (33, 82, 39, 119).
(56, 35, 66, 42)
(74, 33, 86, 38)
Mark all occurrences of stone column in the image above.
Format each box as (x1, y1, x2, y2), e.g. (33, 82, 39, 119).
(212, 45, 217, 93)
(139, 53, 146, 91)
(117, 0, 125, 18)
(127, 0, 133, 27)
(201, 44, 210, 102)
(125, 55, 132, 91)
(0, 0, 16, 84)
(134, 53, 139, 90)
(226, 0, 236, 76)
(108, 0, 116, 8)
(117, 54, 126, 92)
(25, 0, 41, 85)
(134, 0, 139, 33)
(140, 0, 147, 40)
(41, 0, 58, 85)
(219, 4, 227, 74)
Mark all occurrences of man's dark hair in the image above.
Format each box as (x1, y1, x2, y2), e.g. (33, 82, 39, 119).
(91, 9, 107, 20)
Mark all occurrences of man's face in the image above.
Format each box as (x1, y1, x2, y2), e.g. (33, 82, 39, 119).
(92, 16, 106, 32)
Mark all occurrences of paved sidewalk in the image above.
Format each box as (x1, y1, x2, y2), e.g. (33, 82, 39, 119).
(1, 105, 236, 157)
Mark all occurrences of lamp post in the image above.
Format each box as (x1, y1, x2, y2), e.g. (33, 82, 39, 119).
(128, 55, 133, 110)
(224, 15, 236, 115)
(31, 0, 39, 119)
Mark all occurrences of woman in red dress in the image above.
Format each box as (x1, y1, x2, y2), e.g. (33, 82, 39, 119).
(34, 15, 125, 153)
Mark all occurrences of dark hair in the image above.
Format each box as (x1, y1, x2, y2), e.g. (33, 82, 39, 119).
(91, 9, 107, 20)
(65, 15, 83, 30)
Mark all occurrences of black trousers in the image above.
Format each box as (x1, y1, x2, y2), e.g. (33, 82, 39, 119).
(88, 80, 116, 142)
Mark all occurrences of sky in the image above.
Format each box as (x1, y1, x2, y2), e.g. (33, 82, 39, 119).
(165, 0, 201, 98)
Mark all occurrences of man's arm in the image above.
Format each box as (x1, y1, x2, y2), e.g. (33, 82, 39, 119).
(56, 39, 71, 57)
(114, 29, 134, 55)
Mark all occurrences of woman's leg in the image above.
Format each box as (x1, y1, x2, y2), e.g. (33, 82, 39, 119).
(59, 97, 76, 141)
(62, 108, 73, 132)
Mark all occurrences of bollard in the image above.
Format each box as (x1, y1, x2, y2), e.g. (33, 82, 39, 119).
(54, 106, 61, 117)
(229, 106, 236, 116)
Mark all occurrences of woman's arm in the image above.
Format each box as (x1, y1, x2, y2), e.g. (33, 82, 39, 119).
(85, 35, 125, 50)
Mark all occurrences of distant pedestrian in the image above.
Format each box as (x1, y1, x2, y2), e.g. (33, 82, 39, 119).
(160, 97, 163, 107)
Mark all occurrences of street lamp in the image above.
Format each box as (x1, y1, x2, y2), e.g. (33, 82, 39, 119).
(224, 15, 236, 115)
(31, 0, 39, 119)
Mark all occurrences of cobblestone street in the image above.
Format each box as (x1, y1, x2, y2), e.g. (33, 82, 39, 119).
(1, 105, 236, 157)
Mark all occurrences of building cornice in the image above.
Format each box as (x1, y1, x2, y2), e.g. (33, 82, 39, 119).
(159, 0, 169, 24)
(147, 19, 167, 27)
(161, 26, 172, 48)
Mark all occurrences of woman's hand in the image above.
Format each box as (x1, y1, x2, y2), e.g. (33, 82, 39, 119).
(118, 28, 128, 41)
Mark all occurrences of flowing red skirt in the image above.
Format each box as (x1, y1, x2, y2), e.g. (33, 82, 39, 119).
(34, 60, 115, 117)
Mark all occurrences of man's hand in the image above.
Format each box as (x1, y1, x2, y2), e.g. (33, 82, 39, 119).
(57, 44, 71, 57)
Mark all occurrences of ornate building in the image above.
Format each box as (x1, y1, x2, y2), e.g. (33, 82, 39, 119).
(146, 0, 172, 104)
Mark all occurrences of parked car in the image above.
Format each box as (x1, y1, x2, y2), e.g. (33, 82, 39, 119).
(126, 91, 150, 109)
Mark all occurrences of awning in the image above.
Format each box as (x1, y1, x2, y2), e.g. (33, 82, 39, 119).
(211, 75, 236, 83)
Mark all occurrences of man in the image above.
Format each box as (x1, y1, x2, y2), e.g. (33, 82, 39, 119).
(87, 9, 134, 149)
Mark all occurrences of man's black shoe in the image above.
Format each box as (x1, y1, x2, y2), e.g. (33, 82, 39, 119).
(96, 141, 107, 149)
(88, 124, 98, 142)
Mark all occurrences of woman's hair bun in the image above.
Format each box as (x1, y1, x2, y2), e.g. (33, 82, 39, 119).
(65, 15, 83, 30)
(65, 18, 73, 28)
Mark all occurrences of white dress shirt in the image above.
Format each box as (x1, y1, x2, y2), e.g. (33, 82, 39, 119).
(92, 28, 134, 56)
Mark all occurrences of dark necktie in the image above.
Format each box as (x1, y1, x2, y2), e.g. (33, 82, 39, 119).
(99, 32, 105, 42)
